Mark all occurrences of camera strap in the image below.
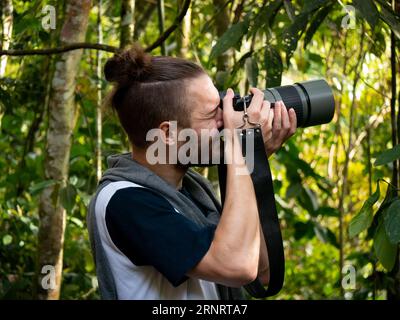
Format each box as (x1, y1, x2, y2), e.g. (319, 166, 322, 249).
(218, 127, 285, 298)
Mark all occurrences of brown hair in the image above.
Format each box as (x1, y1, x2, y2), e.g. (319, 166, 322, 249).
(104, 44, 205, 148)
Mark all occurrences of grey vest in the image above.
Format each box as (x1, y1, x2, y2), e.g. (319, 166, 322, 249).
(87, 152, 245, 300)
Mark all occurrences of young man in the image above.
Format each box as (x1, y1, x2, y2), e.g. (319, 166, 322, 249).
(87, 45, 296, 300)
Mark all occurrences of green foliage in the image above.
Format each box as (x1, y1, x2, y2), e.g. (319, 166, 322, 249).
(209, 18, 250, 60)
(353, 0, 379, 30)
(374, 216, 397, 271)
(384, 199, 400, 244)
(2, 0, 400, 300)
(264, 45, 283, 87)
(349, 182, 380, 238)
(374, 144, 400, 166)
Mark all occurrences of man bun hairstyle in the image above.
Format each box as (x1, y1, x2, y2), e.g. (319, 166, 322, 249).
(104, 44, 152, 85)
(104, 44, 206, 148)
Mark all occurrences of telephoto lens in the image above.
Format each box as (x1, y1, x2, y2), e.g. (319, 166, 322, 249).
(219, 79, 335, 128)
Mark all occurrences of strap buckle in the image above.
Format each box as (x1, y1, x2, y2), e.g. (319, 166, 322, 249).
(237, 98, 261, 129)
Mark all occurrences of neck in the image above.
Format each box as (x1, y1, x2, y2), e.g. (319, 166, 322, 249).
(131, 148, 187, 190)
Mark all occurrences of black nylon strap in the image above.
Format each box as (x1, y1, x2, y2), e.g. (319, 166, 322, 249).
(218, 127, 285, 298)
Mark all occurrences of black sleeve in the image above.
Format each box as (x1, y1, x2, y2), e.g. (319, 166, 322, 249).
(105, 187, 216, 287)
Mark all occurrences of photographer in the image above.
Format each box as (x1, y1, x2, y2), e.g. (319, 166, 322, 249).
(87, 45, 296, 300)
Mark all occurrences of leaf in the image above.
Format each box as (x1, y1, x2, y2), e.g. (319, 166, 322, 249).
(104, 138, 122, 145)
(244, 57, 258, 87)
(377, 0, 400, 39)
(315, 206, 339, 217)
(264, 45, 283, 87)
(303, 4, 333, 49)
(374, 144, 400, 166)
(374, 216, 397, 271)
(286, 182, 302, 198)
(280, 0, 328, 64)
(384, 199, 400, 244)
(29, 179, 57, 196)
(210, 19, 249, 60)
(349, 182, 380, 238)
(353, 0, 379, 30)
(303, 0, 328, 13)
(294, 221, 315, 240)
(2, 234, 12, 246)
(281, 15, 308, 64)
(69, 216, 84, 228)
(370, 29, 386, 57)
(298, 186, 319, 214)
(60, 184, 77, 214)
(314, 223, 339, 248)
(251, 0, 282, 35)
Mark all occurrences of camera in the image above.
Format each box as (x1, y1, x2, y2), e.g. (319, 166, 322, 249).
(219, 79, 335, 128)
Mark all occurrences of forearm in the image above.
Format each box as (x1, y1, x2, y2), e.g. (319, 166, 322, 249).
(213, 133, 260, 270)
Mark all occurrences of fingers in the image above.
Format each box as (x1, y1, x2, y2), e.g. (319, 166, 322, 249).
(264, 101, 297, 156)
(260, 100, 272, 141)
(223, 88, 234, 114)
(281, 102, 291, 136)
(222, 88, 235, 130)
(273, 101, 282, 131)
(260, 100, 271, 123)
(288, 108, 297, 137)
(248, 88, 264, 121)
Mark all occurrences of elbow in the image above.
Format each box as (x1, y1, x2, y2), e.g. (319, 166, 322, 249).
(225, 263, 258, 288)
(258, 268, 270, 286)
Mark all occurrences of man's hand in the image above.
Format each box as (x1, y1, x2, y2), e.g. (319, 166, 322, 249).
(262, 100, 297, 157)
(245, 88, 297, 158)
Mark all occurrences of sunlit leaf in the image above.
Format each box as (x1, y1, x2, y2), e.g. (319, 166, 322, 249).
(210, 19, 249, 60)
(374, 216, 397, 271)
(353, 0, 379, 30)
(384, 199, 400, 244)
(374, 144, 400, 166)
(264, 45, 283, 87)
(2, 234, 12, 246)
(60, 184, 77, 214)
(377, 0, 400, 39)
(349, 182, 380, 238)
(29, 179, 57, 196)
(304, 4, 333, 49)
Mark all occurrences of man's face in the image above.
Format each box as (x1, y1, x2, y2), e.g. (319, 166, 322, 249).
(187, 74, 223, 132)
(183, 74, 224, 165)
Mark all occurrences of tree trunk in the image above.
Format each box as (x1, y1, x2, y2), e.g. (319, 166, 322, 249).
(213, 0, 232, 89)
(96, 0, 103, 182)
(0, 0, 13, 77)
(120, 0, 135, 48)
(37, 0, 91, 300)
(176, 0, 191, 58)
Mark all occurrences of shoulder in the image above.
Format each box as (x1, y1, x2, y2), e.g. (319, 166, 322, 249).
(95, 181, 174, 215)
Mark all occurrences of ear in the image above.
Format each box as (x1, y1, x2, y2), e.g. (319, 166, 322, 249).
(159, 121, 178, 146)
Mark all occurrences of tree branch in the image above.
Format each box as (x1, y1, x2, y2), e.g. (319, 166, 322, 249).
(0, 0, 191, 57)
(145, 0, 190, 52)
(0, 43, 118, 56)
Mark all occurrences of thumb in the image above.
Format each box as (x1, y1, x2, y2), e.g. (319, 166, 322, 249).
(223, 88, 234, 113)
